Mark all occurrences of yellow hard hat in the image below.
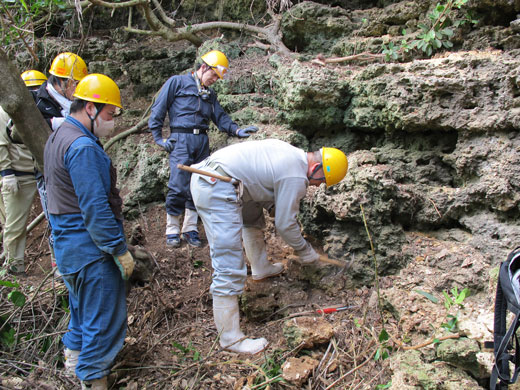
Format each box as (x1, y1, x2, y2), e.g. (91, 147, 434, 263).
(73, 74, 122, 108)
(322, 147, 348, 186)
(201, 50, 229, 79)
(49, 52, 88, 81)
(21, 70, 47, 87)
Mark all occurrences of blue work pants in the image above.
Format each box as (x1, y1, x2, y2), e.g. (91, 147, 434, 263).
(166, 133, 209, 216)
(61, 255, 127, 381)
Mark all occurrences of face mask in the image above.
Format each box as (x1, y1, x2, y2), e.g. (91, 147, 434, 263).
(94, 116, 115, 138)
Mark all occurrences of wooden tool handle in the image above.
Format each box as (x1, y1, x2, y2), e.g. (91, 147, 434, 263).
(319, 255, 346, 267)
(177, 164, 232, 183)
(288, 254, 346, 267)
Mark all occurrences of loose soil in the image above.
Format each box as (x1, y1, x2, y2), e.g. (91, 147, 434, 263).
(1, 196, 395, 389)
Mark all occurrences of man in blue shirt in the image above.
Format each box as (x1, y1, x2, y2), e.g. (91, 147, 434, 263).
(148, 50, 259, 248)
(44, 73, 134, 390)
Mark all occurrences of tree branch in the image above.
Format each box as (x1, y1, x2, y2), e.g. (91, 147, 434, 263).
(87, 0, 147, 8)
(151, 0, 175, 27)
(86, 0, 292, 53)
(104, 115, 149, 151)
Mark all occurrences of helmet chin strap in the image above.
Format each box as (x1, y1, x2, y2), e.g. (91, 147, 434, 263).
(87, 103, 105, 133)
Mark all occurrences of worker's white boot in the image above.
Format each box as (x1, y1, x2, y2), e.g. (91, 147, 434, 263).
(242, 227, 284, 281)
(63, 348, 80, 377)
(81, 376, 107, 390)
(166, 214, 181, 247)
(213, 295, 268, 354)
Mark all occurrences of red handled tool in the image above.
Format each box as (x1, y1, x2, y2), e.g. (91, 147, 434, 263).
(315, 305, 355, 314)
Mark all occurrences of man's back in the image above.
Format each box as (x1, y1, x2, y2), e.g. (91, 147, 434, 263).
(206, 139, 308, 202)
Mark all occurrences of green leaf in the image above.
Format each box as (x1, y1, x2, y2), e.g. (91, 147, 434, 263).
(442, 28, 454, 37)
(0, 280, 19, 288)
(443, 40, 454, 48)
(442, 291, 453, 309)
(433, 338, 441, 344)
(426, 45, 433, 56)
(374, 348, 382, 361)
(172, 341, 188, 354)
(193, 350, 201, 361)
(379, 329, 389, 343)
(455, 288, 470, 305)
(415, 289, 439, 303)
(433, 39, 442, 49)
(8, 291, 25, 307)
(19, 0, 29, 12)
(0, 328, 16, 347)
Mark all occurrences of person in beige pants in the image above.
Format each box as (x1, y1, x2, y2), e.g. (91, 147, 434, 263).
(0, 70, 45, 274)
(0, 107, 37, 274)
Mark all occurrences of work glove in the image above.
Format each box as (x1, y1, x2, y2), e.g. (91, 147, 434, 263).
(159, 138, 176, 153)
(236, 126, 259, 138)
(295, 242, 320, 265)
(2, 175, 19, 194)
(113, 251, 135, 280)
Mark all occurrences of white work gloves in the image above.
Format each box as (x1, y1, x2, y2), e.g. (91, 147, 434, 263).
(295, 242, 320, 265)
(113, 251, 135, 280)
(2, 175, 19, 194)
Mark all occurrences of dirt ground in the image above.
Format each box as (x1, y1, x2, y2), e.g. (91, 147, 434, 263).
(0, 191, 397, 389)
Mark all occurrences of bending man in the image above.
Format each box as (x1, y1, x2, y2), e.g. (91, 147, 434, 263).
(190, 139, 348, 354)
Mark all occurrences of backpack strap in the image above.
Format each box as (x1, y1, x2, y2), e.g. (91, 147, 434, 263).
(491, 269, 510, 390)
(491, 248, 520, 389)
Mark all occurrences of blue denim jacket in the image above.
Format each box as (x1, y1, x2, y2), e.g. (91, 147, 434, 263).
(49, 117, 127, 274)
(148, 73, 239, 144)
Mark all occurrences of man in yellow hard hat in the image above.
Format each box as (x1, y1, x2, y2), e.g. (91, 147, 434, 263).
(0, 71, 46, 274)
(35, 52, 88, 131)
(44, 74, 134, 390)
(34, 52, 89, 273)
(190, 139, 348, 355)
(149, 50, 259, 249)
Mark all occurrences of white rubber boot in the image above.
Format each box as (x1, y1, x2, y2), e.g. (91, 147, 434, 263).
(242, 227, 284, 281)
(64, 348, 80, 377)
(213, 295, 268, 354)
(81, 376, 107, 390)
(181, 208, 199, 233)
(166, 213, 181, 235)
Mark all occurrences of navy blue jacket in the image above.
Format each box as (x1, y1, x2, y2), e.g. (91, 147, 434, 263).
(148, 73, 239, 144)
(34, 81, 62, 130)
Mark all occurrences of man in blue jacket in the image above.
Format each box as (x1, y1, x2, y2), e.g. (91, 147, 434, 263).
(44, 73, 134, 390)
(148, 50, 259, 248)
